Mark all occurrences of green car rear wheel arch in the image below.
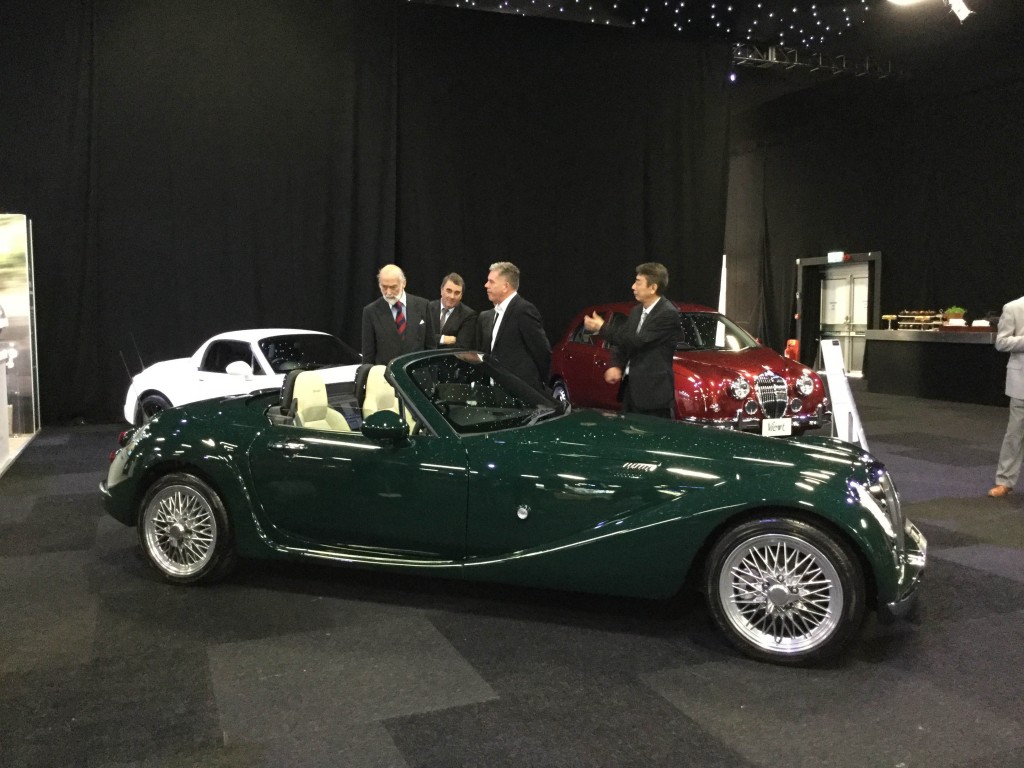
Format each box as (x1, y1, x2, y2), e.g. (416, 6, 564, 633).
(138, 472, 237, 584)
(705, 516, 867, 664)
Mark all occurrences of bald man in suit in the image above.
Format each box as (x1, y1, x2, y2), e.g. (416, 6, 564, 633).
(360, 264, 433, 365)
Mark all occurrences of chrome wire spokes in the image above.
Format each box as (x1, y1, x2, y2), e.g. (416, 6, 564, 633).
(720, 534, 842, 654)
(144, 486, 216, 575)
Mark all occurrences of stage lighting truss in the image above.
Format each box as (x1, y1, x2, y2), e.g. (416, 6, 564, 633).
(731, 44, 894, 79)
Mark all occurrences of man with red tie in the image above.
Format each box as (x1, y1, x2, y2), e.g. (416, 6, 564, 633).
(360, 264, 433, 365)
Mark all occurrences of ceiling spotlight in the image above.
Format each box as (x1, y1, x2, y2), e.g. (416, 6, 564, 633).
(887, 0, 973, 21)
(946, 0, 973, 21)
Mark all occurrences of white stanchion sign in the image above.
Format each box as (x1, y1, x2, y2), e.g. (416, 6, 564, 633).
(0, 359, 8, 463)
(819, 339, 868, 450)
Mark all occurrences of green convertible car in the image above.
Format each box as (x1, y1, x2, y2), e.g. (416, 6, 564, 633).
(102, 349, 926, 664)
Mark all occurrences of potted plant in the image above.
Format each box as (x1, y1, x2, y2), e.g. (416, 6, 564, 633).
(944, 305, 966, 321)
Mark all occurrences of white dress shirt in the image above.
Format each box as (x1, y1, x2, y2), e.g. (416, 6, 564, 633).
(491, 292, 517, 349)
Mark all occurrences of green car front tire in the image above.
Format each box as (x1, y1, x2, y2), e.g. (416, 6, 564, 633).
(705, 515, 866, 665)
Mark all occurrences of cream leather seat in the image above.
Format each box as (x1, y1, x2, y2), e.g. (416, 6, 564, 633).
(292, 370, 350, 432)
(362, 365, 416, 433)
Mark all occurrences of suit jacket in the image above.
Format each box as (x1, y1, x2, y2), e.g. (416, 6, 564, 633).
(996, 295, 1024, 400)
(426, 299, 478, 349)
(476, 294, 551, 390)
(601, 297, 681, 410)
(360, 294, 433, 365)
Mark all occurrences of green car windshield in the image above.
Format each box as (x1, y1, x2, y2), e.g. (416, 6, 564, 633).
(405, 352, 564, 434)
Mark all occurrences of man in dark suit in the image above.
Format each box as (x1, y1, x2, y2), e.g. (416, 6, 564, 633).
(427, 273, 477, 349)
(477, 261, 551, 391)
(583, 262, 680, 418)
(361, 264, 433, 365)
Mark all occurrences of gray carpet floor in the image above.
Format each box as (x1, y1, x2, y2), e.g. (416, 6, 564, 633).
(1, 388, 1022, 767)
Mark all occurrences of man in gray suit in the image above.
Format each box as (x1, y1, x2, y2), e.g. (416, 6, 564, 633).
(990, 294, 1024, 497)
(361, 264, 433, 365)
(427, 273, 477, 349)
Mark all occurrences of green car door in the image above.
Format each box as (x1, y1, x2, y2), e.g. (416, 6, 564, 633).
(247, 422, 469, 560)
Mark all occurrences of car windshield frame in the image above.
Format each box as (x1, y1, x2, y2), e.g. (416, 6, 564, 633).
(678, 312, 759, 352)
(402, 351, 566, 435)
(258, 333, 361, 374)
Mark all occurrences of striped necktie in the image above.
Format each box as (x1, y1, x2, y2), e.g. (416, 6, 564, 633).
(394, 301, 406, 336)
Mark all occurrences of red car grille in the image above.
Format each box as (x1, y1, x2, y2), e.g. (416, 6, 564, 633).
(754, 371, 788, 418)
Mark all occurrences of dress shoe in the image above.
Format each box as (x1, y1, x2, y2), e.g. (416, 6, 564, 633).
(988, 484, 1012, 498)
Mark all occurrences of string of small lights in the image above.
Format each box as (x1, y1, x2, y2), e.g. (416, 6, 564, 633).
(411, 1, 876, 51)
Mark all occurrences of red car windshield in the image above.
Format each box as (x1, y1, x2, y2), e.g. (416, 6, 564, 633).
(678, 312, 759, 352)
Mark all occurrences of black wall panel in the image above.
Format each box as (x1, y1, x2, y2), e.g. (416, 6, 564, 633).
(724, 22, 1024, 351)
(1, 1, 731, 423)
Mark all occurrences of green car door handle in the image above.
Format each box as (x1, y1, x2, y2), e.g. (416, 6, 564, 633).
(268, 441, 307, 454)
(566, 482, 615, 497)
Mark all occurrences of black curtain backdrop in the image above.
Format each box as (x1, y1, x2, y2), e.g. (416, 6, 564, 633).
(0, 0, 731, 424)
(395, 5, 732, 322)
(724, 20, 1024, 352)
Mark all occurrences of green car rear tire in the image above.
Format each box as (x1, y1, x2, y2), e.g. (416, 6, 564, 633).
(138, 472, 236, 585)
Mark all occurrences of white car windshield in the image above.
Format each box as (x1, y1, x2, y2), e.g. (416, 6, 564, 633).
(259, 334, 361, 374)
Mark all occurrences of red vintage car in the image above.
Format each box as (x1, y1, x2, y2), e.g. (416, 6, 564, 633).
(550, 302, 831, 436)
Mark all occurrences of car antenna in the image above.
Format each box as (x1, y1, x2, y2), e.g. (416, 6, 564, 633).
(119, 348, 144, 424)
(129, 332, 146, 373)
(118, 349, 134, 382)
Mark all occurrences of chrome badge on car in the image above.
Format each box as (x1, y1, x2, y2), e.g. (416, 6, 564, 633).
(622, 462, 658, 472)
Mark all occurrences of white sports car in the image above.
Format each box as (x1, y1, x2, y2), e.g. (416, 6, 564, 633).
(122, 328, 361, 424)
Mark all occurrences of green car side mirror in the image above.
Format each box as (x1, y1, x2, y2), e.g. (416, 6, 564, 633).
(362, 410, 408, 443)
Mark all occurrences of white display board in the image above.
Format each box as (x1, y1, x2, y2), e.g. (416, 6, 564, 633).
(820, 338, 868, 450)
(0, 214, 38, 438)
(0, 213, 39, 477)
(0, 362, 8, 464)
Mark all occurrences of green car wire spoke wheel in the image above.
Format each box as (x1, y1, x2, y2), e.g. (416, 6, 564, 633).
(706, 516, 866, 664)
(138, 473, 236, 584)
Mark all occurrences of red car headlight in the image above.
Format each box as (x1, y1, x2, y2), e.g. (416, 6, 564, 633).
(795, 372, 816, 397)
(728, 376, 750, 400)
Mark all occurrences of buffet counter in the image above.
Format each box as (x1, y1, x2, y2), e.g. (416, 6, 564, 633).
(863, 328, 1006, 406)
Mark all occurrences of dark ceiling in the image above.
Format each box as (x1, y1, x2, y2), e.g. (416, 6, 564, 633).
(412, 0, 1023, 75)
